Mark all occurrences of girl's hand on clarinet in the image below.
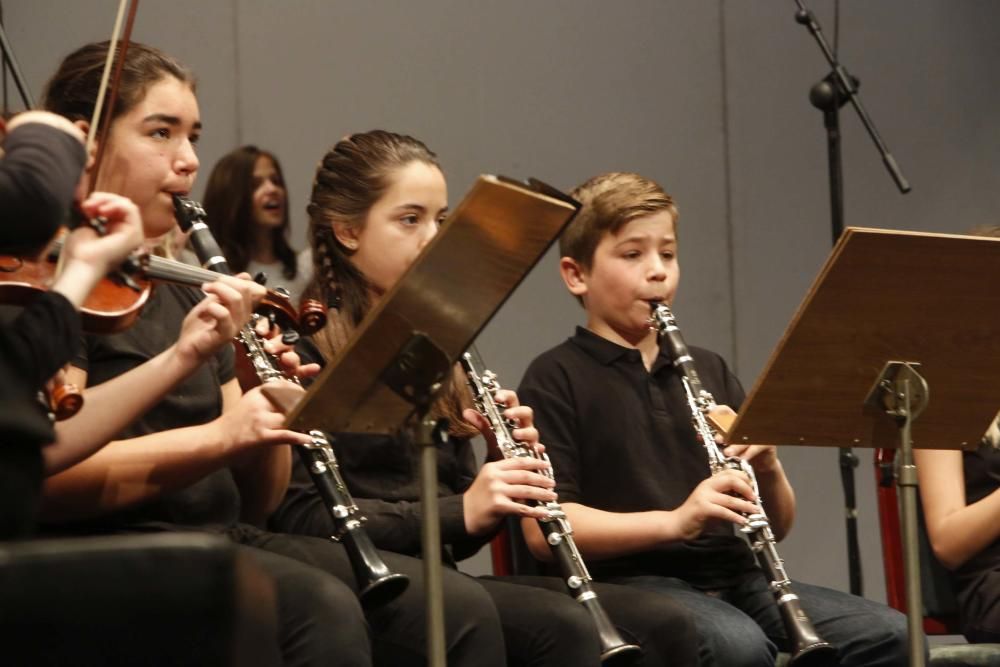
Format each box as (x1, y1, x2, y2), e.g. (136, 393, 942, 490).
(463, 457, 556, 536)
(672, 471, 760, 541)
(253, 317, 321, 380)
(216, 384, 313, 455)
(463, 388, 539, 457)
(175, 274, 264, 364)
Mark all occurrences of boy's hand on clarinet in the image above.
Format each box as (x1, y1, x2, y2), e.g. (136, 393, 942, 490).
(722, 442, 779, 474)
(175, 273, 265, 364)
(216, 384, 313, 455)
(709, 404, 781, 473)
(671, 471, 760, 542)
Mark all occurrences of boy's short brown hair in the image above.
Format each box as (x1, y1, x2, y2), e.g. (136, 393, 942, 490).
(561, 172, 679, 268)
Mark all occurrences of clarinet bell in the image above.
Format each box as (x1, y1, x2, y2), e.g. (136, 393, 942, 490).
(357, 571, 410, 610)
(600, 640, 642, 666)
(789, 640, 837, 667)
(343, 530, 410, 609)
(785, 597, 837, 667)
(581, 594, 642, 665)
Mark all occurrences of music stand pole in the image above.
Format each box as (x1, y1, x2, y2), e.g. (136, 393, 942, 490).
(865, 362, 928, 667)
(410, 416, 449, 667)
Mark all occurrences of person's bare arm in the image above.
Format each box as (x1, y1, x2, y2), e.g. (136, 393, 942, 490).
(916, 447, 1000, 570)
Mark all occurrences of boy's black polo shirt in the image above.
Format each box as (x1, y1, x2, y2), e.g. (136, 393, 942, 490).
(518, 326, 759, 590)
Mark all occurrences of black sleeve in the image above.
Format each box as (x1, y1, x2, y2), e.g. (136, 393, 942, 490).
(0, 292, 81, 387)
(275, 336, 478, 556)
(695, 347, 746, 411)
(0, 124, 86, 255)
(445, 438, 494, 562)
(722, 357, 746, 411)
(272, 456, 472, 557)
(517, 353, 584, 505)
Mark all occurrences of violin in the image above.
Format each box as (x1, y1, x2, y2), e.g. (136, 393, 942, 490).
(0, 0, 138, 420)
(0, 242, 326, 335)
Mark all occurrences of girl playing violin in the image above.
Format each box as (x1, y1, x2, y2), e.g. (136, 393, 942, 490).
(34, 40, 383, 666)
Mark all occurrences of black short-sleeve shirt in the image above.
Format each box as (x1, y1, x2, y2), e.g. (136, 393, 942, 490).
(44, 283, 240, 534)
(952, 443, 1000, 631)
(518, 326, 758, 590)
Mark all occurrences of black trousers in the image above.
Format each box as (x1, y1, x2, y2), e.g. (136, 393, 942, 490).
(486, 575, 700, 667)
(234, 524, 620, 666)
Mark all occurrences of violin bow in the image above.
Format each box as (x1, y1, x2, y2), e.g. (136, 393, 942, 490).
(86, 0, 139, 192)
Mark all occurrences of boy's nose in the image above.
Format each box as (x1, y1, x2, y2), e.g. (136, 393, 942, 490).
(648, 258, 669, 280)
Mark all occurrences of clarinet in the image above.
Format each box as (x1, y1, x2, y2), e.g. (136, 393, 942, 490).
(174, 195, 409, 609)
(460, 348, 642, 666)
(650, 303, 836, 666)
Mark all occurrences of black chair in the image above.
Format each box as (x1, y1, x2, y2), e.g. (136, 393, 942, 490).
(0, 532, 278, 666)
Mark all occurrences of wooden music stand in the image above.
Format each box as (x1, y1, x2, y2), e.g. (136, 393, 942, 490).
(276, 175, 578, 666)
(727, 227, 1000, 667)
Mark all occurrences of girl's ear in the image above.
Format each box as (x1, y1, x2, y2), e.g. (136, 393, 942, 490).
(73, 120, 97, 169)
(331, 221, 359, 251)
(559, 256, 588, 297)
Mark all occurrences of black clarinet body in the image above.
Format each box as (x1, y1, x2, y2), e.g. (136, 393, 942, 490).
(460, 349, 641, 666)
(650, 303, 836, 666)
(297, 430, 410, 608)
(175, 194, 409, 609)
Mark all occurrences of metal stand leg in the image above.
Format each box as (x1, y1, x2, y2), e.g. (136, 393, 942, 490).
(414, 417, 448, 667)
(867, 361, 928, 667)
(896, 378, 926, 667)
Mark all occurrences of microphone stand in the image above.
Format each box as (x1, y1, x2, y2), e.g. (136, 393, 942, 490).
(0, 14, 37, 109)
(792, 0, 911, 597)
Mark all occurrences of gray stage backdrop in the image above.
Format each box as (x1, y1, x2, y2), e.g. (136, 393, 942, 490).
(8, 0, 1000, 603)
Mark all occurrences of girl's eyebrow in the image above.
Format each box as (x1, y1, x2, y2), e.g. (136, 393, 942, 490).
(142, 113, 202, 131)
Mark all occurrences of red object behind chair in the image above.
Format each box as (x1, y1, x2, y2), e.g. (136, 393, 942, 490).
(875, 448, 961, 635)
(490, 523, 514, 576)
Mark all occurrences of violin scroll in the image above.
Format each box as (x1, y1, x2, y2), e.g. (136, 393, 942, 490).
(298, 299, 327, 335)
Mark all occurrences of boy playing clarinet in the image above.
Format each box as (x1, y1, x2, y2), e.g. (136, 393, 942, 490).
(517, 171, 915, 666)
